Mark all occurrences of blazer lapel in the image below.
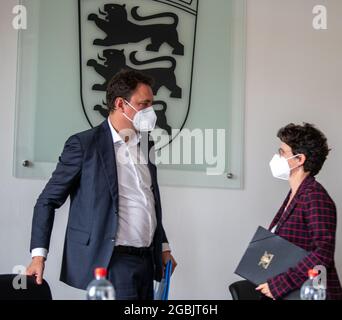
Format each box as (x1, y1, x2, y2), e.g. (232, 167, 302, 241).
(270, 191, 290, 230)
(276, 175, 315, 230)
(95, 120, 119, 207)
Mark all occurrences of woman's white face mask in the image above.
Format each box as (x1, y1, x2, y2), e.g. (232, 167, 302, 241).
(123, 100, 157, 132)
(269, 154, 302, 180)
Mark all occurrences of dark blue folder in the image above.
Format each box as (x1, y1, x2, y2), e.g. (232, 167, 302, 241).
(234, 226, 309, 299)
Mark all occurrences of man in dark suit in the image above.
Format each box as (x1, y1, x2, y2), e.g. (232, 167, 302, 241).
(26, 70, 177, 299)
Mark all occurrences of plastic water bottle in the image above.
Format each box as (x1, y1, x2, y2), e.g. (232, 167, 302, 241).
(300, 269, 326, 300)
(86, 267, 115, 300)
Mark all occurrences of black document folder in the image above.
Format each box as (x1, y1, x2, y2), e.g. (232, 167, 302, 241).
(234, 226, 309, 300)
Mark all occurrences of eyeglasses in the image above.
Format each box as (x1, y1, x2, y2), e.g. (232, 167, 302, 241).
(278, 148, 293, 157)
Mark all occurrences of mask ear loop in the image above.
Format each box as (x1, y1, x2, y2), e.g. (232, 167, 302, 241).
(124, 99, 139, 113)
(287, 154, 304, 171)
(121, 99, 138, 123)
(285, 154, 299, 161)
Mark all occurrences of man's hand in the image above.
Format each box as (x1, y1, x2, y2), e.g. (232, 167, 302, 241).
(162, 251, 177, 275)
(256, 282, 275, 300)
(26, 256, 45, 285)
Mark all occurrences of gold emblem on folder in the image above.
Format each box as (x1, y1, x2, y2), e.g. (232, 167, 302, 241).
(259, 251, 274, 269)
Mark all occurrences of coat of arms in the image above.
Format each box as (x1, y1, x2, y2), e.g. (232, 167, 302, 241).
(258, 251, 274, 270)
(78, 0, 199, 147)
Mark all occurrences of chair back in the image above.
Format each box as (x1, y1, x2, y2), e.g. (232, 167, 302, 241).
(229, 280, 263, 300)
(0, 274, 52, 300)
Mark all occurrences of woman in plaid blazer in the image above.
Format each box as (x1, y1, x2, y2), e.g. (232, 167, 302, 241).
(256, 123, 342, 300)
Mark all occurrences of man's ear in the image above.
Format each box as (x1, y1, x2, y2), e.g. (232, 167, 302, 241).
(114, 97, 125, 112)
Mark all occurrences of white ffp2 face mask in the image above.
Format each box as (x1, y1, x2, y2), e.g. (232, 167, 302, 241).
(123, 100, 157, 132)
(269, 154, 301, 180)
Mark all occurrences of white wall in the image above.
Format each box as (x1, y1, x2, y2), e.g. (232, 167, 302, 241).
(1, 0, 342, 299)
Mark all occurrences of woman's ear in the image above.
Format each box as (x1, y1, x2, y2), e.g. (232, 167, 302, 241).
(297, 154, 306, 166)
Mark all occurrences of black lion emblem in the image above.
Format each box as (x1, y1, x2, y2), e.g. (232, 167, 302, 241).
(88, 4, 184, 55)
(87, 49, 182, 98)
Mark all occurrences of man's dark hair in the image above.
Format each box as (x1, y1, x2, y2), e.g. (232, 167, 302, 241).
(277, 123, 330, 176)
(106, 69, 154, 113)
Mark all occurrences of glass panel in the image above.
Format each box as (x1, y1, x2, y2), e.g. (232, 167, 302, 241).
(14, 0, 246, 188)
(14, 0, 89, 179)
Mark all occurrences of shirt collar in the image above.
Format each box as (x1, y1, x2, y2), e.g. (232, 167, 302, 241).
(107, 118, 141, 146)
(107, 118, 123, 144)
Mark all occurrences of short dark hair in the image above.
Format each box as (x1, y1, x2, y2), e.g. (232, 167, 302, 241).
(277, 123, 330, 176)
(106, 69, 154, 113)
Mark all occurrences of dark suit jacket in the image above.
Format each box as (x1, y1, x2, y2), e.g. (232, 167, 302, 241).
(30, 120, 167, 290)
(268, 175, 342, 300)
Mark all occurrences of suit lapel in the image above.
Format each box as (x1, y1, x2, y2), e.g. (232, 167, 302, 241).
(95, 125, 159, 220)
(276, 176, 315, 230)
(95, 120, 119, 207)
(141, 134, 161, 219)
(139, 133, 157, 189)
(147, 138, 157, 186)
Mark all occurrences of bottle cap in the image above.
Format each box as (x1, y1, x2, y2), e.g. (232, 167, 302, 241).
(308, 269, 319, 278)
(94, 267, 107, 278)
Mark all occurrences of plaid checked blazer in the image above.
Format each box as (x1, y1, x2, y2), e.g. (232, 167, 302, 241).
(268, 175, 342, 300)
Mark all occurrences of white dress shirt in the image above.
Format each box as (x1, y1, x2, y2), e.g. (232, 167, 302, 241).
(110, 120, 157, 248)
(32, 119, 170, 258)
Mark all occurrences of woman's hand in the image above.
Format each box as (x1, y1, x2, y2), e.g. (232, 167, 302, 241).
(256, 282, 275, 299)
